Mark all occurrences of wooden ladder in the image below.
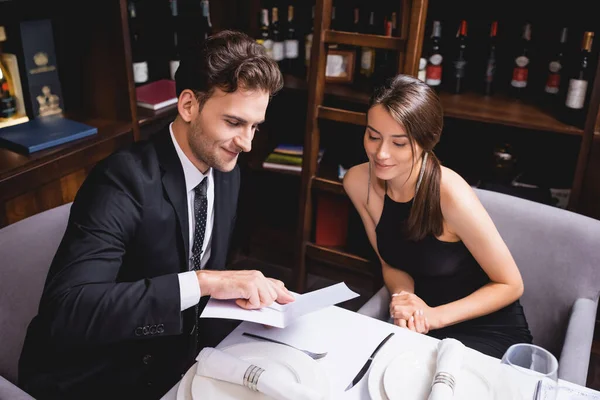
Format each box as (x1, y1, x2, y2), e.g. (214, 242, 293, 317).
(293, 0, 429, 293)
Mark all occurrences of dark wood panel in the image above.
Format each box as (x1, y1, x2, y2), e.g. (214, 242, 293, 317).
(305, 242, 375, 276)
(312, 176, 345, 196)
(318, 106, 367, 126)
(324, 30, 405, 50)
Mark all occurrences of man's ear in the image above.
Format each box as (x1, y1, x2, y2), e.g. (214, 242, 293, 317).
(177, 89, 199, 123)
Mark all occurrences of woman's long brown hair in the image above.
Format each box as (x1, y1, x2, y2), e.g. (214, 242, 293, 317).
(369, 74, 444, 241)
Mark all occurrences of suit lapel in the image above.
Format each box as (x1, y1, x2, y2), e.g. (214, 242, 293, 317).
(154, 129, 190, 271)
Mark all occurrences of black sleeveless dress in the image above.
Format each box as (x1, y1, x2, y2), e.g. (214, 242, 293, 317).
(376, 194, 532, 358)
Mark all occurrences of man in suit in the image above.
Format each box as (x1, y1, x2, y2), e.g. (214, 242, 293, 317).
(18, 30, 292, 399)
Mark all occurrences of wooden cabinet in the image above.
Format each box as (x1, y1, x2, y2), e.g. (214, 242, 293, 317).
(0, 0, 138, 228)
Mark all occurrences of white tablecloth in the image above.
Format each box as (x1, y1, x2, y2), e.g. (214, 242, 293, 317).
(160, 305, 600, 400)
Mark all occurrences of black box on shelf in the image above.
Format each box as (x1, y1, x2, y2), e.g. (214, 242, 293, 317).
(19, 19, 64, 119)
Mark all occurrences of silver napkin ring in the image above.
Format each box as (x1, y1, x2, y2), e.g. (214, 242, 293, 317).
(432, 371, 456, 393)
(243, 364, 265, 391)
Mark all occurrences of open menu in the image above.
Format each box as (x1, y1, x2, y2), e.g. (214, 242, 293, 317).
(200, 282, 360, 328)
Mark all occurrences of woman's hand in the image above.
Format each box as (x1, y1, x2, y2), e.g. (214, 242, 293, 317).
(390, 291, 440, 333)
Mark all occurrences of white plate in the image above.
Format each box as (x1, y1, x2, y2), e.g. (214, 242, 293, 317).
(176, 342, 330, 400)
(382, 350, 493, 400)
(368, 347, 494, 400)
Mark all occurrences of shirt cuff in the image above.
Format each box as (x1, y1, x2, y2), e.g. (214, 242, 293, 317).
(178, 271, 201, 311)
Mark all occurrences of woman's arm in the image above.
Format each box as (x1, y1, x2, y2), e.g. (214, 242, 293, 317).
(432, 168, 525, 329)
(343, 164, 415, 296)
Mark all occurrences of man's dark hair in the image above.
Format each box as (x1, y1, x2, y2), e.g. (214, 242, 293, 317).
(175, 30, 283, 105)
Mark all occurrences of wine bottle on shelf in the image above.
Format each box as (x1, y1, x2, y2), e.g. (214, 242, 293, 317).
(271, 7, 285, 66)
(128, 1, 148, 86)
(510, 23, 531, 99)
(169, 0, 178, 17)
(450, 20, 468, 94)
(360, 11, 376, 79)
(284, 5, 300, 75)
(544, 27, 568, 102)
(391, 12, 399, 37)
(304, 6, 314, 74)
(483, 21, 498, 96)
(561, 31, 594, 128)
(425, 20, 443, 90)
(0, 26, 17, 119)
(169, 31, 180, 80)
(257, 9, 273, 59)
(200, 0, 212, 42)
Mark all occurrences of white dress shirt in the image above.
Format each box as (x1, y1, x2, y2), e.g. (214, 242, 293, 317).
(170, 123, 215, 311)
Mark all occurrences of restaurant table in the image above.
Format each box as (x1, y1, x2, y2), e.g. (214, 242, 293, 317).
(161, 305, 600, 400)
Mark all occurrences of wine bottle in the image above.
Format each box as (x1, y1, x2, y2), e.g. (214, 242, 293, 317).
(544, 27, 568, 99)
(284, 5, 300, 75)
(510, 23, 531, 98)
(360, 11, 376, 78)
(561, 31, 594, 128)
(257, 9, 274, 59)
(200, 0, 212, 42)
(450, 20, 468, 94)
(425, 20, 443, 89)
(169, 0, 178, 17)
(304, 6, 314, 73)
(128, 1, 148, 86)
(391, 12, 399, 37)
(271, 7, 285, 66)
(483, 21, 498, 96)
(0, 26, 17, 119)
(169, 31, 180, 81)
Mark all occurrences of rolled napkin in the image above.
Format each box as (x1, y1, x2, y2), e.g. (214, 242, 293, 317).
(427, 338, 465, 400)
(196, 347, 324, 400)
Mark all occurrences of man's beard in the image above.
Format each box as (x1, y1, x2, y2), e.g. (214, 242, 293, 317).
(188, 118, 233, 172)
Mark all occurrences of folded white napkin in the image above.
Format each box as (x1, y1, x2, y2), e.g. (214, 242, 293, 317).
(427, 338, 465, 400)
(195, 347, 324, 400)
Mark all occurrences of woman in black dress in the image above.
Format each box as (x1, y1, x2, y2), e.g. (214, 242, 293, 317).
(343, 75, 532, 358)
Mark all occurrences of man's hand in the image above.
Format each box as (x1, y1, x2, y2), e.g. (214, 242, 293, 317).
(196, 270, 295, 309)
(390, 291, 440, 332)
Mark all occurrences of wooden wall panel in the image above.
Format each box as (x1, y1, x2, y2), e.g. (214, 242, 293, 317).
(2, 168, 89, 227)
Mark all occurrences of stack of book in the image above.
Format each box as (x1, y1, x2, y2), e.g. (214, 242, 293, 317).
(262, 144, 324, 173)
(136, 79, 178, 110)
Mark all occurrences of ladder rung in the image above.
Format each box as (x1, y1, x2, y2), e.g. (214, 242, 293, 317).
(305, 242, 374, 275)
(325, 30, 405, 50)
(318, 106, 366, 126)
(312, 176, 345, 196)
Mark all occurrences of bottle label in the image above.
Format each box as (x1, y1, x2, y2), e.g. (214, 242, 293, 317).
(0, 96, 16, 118)
(515, 56, 529, 68)
(545, 73, 560, 94)
(272, 42, 285, 61)
(565, 79, 588, 109)
(262, 39, 274, 59)
(429, 54, 443, 66)
(305, 34, 313, 65)
(169, 60, 180, 80)
(454, 60, 466, 78)
(419, 57, 427, 71)
(133, 61, 148, 83)
(426, 64, 442, 85)
(548, 61, 562, 73)
(418, 69, 426, 82)
(511, 67, 528, 88)
(485, 61, 496, 83)
(361, 48, 374, 70)
(285, 40, 299, 59)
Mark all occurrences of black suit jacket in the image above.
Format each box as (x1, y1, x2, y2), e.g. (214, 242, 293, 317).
(18, 127, 240, 399)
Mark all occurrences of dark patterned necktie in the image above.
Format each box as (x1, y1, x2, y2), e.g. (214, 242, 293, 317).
(191, 177, 208, 271)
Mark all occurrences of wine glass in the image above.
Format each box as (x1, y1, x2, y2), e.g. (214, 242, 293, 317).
(499, 343, 559, 400)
